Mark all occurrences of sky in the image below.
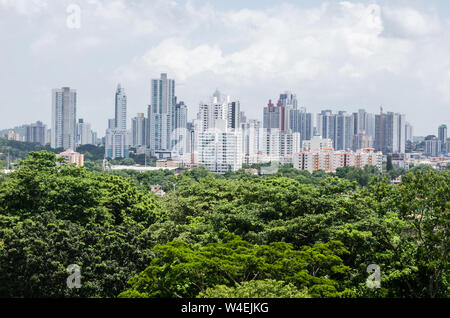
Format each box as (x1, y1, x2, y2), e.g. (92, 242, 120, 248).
(0, 0, 449, 136)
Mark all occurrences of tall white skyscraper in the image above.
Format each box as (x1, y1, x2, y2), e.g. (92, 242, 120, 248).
(105, 84, 129, 159)
(115, 84, 127, 130)
(173, 101, 188, 157)
(196, 91, 244, 173)
(148, 73, 175, 152)
(51, 87, 77, 150)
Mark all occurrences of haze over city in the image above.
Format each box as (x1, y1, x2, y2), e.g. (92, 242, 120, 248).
(1, 0, 450, 135)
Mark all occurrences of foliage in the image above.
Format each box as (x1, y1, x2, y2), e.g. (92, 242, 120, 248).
(198, 279, 310, 298)
(0, 151, 161, 297)
(0, 150, 448, 298)
(119, 234, 353, 298)
(76, 144, 105, 161)
(0, 137, 61, 164)
(0, 212, 154, 297)
(0, 151, 160, 226)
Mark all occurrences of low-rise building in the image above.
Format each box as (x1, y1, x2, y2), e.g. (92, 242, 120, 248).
(156, 159, 183, 168)
(58, 148, 84, 167)
(293, 147, 382, 173)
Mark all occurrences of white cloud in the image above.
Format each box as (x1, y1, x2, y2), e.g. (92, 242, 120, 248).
(0, 0, 47, 15)
(117, 2, 412, 83)
(381, 6, 441, 38)
(1, 0, 449, 135)
(30, 33, 57, 54)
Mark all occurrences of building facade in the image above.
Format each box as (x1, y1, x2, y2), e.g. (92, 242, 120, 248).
(51, 87, 77, 150)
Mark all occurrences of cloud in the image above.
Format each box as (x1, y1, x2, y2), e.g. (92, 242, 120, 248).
(0, 0, 47, 15)
(381, 6, 441, 38)
(116, 2, 410, 83)
(30, 33, 57, 54)
(1, 0, 449, 135)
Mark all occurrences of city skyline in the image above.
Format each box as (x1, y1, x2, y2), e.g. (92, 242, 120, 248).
(1, 0, 450, 136)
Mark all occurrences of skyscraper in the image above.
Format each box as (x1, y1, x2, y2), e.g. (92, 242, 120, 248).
(334, 111, 354, 151)
(105, 84, 129, 159)
(317, 110, 335, 141)
(131, 113, 147, 147)
(25, 121, 47, 145)
(51, 87, 77, 150)
(290, 107, 313, 143)
(173, 101, 188, 156)
(438, 124, 447, 144)
(115, 84, 127, 130)
(263, 100, 285, 131)
(375, 109, 406, 154)
(77, 119, 92, 146)
(148, 73, 175, 152)
(227, 101, 240, 130)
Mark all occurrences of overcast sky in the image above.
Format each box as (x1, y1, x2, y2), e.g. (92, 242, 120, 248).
(1, 0, 449, 136)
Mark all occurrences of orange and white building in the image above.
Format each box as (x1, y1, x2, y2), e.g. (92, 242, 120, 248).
(57, 148, 84, 167)
(293, 147, 382, 173)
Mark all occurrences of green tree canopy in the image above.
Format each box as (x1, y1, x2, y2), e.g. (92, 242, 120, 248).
(119, 234, 354, 298)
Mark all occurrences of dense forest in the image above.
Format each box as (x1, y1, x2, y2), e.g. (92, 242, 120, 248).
(0, 150, 448, 298)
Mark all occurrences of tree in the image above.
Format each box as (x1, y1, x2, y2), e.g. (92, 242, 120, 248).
(120, 158, 135, 166)
(118, 234, 354, 298)
(0, 151, 159, 226)
(386, 155, 393, 171)
(76, 144, 105, 161)
(390, 170, 449, 297)
(0, 151, 162, 298)
(0, 212, 155, 297)
(198, 279, 310, 298)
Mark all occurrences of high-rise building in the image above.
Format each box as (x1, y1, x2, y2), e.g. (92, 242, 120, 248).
(438, 124, 447, 144)
(353, 131, 373, 151)
(51, 87, 77, 150)
(196, 92, 244, 172)
(77, 119, 92, 146)
(173, 101, 188, 157)
(91, 131, 98, 145)
(263, 100, 285, 131)
(302, 134, 333, 152)
(115, 84, 127, 130)
(131, 113, 147, 147)
(185, 121, 197, 165)
(108, 118, 116, 129)
(227, 101, 240, 130)
(25, 121, 46, 145)
(374, 108, 406, 154)
(335, 111, 354, 150)
(197, 129, 243, 173)
(279, 91, 298, 109)
(148, 73, 175, 152)
(196, 90, 240, 132)
(279, 91, 297, 132)
(424, 136, 440, 156)
(317, 110, 335, 141)
(241, 119, 261, 163)
(365, 113, 376, 138)
(405, 122, 413, 143)
(426, 124, 449, 155)
(105, 84, 129, 159)
(317, 110, 353, 150)
(259, 129, 301, 163)
(290, 107, 313, 143)
(105, 130, 129, 159)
